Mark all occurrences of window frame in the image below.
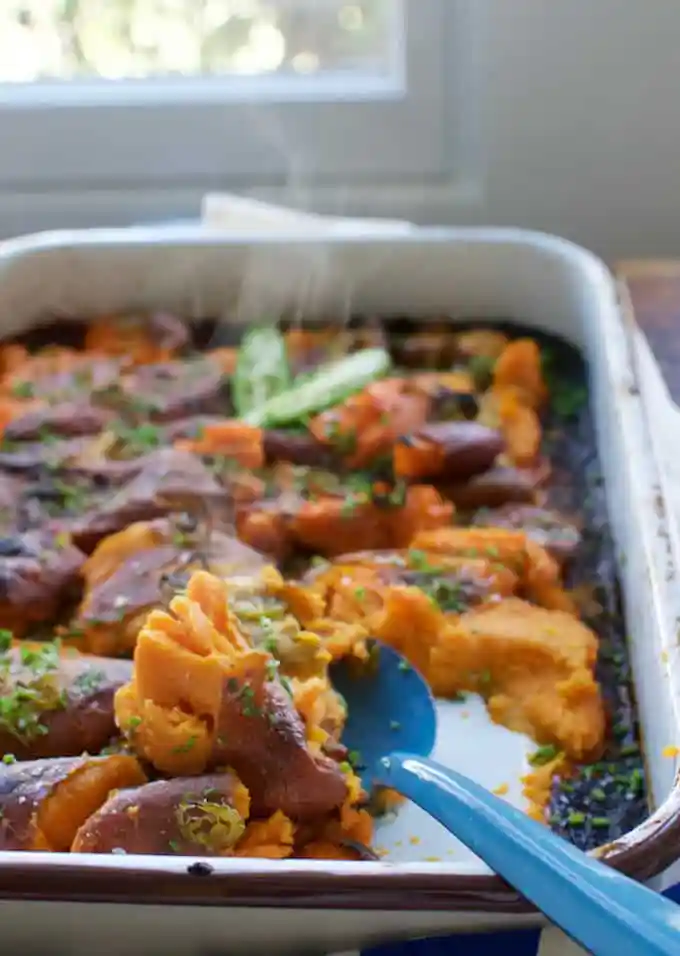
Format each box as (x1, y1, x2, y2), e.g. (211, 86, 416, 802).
(0, 0, 450, 190)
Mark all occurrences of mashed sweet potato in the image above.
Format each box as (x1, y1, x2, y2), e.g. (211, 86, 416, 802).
(114, 570, 363, 823)
(307, 533, 606, 763)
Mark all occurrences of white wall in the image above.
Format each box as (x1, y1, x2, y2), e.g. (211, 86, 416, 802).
(479, 0, 680, 257)
(2, 1, 680, 259)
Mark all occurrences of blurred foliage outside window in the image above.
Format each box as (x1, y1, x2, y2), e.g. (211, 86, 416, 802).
(0, 0, 395, 82)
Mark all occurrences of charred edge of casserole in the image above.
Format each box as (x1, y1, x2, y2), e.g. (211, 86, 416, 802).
(539, 337, 647, 851)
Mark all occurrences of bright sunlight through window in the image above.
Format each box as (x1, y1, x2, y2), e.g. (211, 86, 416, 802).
(0, 1, 395, 83)
(0, 1, 449, 196)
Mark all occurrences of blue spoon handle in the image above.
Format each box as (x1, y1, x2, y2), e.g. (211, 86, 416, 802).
(376, 753, 680, 956)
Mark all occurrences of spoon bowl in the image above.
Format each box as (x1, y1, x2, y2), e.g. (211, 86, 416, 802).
(329, 641, 436, 790)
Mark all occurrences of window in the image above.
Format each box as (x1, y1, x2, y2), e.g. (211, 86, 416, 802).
(0, 0, 449, 190)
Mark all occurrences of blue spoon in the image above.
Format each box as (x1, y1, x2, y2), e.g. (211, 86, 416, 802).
(330, 643, 680, 956)
(331, 642, 437, 790)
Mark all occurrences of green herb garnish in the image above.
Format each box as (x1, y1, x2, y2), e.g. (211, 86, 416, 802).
(172, 735, 197, 754)
(0, 640, 65, 743)
(341, 498, 358, 517)
(280, 676, 294, 697)
(175, 800, 245, 853)
(424, 578, 467, 613)
(11, 381, 34, 399)
(528, 744, 560, 767)
(541, 347, 588, 419)
(113, 421, 162, 453)
(407, 549, 432, 572)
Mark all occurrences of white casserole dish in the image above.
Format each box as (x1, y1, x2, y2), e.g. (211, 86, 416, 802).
(0, 225, 677, 956)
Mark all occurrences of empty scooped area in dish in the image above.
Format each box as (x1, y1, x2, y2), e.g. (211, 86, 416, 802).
(0, 313, 645, 861)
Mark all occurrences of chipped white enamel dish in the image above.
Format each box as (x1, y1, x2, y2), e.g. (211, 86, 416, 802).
(0, 225, 678, 956)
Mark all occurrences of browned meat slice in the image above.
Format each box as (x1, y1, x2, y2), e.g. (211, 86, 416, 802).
(0, 472, 27, 532)
(160, 415, 226, 442)
(72, 773, 251, 855)
(0, 437, 94, 473)
(263, 430, 340, 468)
(5, 355, 122, 404)
(210, 678, 347, 820)
(116, 357, 229, 422)
(62, 454, 163, 484)
(12, 472, 104, 534)
(442, 464, 547, 510)
(65, 449, 227, 552)
(80, 541, 184, 628)
(0, 530, 85, 632)
(0, 643, 132, 760)
(394, 421, 504, 481)
(429, 388, 479, 422)
(390, 328, 460, 369)
(471, 504, 581, 563)
(3, 403, 113, 442)
(74, 518, 268, 655)
(146, 311, 191, 354)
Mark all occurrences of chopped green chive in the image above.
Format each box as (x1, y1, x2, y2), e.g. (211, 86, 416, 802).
(528, 744, 560, 767)
(172, 736, 197, 754)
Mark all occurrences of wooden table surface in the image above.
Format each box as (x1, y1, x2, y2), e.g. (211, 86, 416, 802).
(617, 260, 680, 404)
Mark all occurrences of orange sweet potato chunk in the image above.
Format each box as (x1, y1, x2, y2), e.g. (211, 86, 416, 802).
(493, 339, 547, 410)
(429, 598, 605, 761)
(292, 486, 453, 558)
(496, 390, 542, 467)
(0, 754, 146, 851)
(410, 527, 576, 613)
(309, 378, 430, 469)
(115, 570, 349, 821)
